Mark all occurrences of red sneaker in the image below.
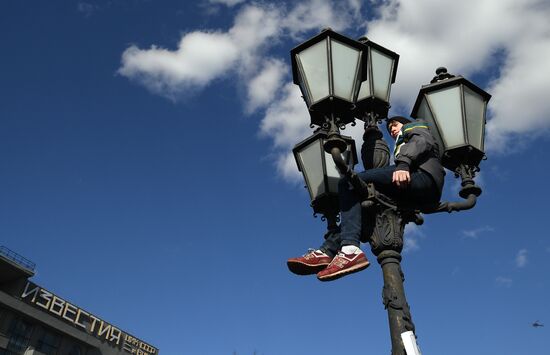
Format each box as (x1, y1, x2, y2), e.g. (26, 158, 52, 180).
(317, 250, 370, 281)
(287, 249, 333, 275)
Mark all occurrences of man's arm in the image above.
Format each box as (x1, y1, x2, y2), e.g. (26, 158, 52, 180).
(393, 122, 437, 187)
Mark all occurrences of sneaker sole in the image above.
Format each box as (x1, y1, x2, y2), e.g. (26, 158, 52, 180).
(287, 261, 331, 275)
(317, 260, 370, 281)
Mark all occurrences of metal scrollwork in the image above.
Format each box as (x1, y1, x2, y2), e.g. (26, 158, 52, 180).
(382, 282, 415, 331)
(454, 163, 479, 180)
(370, 208, 404, 256)
(383, 283, 405, 310)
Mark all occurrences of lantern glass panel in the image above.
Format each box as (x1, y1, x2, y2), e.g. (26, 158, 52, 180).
(417, 97, 445, 158)
(371, 48, 394, 101)
(427, 86, 465, 148)
(464, 86, 485, 151)
(356, 72, 371, 101)
(296, 40, 329, 104)
(331, 39, 361, 101)
(325, 147, 351, 193)
(297, 139, 325, 200)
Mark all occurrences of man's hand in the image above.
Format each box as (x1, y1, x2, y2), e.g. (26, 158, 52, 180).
(392, 170, 410, 188)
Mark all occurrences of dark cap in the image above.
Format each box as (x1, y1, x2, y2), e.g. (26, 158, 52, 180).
(386, 116, 412, 133)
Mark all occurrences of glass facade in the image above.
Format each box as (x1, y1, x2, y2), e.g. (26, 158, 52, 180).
(1, 318, 33, 355)
(37, 329, 61, 355)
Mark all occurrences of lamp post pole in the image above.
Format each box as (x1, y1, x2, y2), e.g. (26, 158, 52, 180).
(371, 210, 416, 355)
(360, 114, 418, 355)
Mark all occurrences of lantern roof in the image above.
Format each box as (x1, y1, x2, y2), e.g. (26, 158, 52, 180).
(290, 28, 367, 86)
(411, 73, 491, 116)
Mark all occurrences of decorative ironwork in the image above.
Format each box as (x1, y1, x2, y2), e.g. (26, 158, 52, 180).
(454, 163, 480, 180)
(361, 124, 389, 171)
(370, 209, 404, 254)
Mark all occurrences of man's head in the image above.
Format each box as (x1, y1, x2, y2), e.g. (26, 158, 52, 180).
(386, 116, 412, 139)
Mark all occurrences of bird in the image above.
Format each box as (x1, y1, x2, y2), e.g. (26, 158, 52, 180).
(532, 320, 544, 328)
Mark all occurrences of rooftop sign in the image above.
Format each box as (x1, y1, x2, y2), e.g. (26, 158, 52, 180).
(20, 281, 158, 355)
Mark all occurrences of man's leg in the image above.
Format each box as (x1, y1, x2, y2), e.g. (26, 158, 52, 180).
(287, 228, 339, 276)
(402, 170, 440, 204)
(317, 166, 396, 281)
(339, 166, 396, 246)
(319, 228, 340, 258)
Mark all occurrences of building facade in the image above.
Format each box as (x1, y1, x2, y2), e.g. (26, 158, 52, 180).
(0, 246, 158, 355)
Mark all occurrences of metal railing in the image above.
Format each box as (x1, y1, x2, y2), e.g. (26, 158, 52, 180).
(0, 246, 36, 272)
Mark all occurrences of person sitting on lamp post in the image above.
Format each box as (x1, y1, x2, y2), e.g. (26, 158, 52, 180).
(287, 115, 445, 281)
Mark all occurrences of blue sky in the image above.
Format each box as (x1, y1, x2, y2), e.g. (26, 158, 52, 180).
(1, 0, 549, 354)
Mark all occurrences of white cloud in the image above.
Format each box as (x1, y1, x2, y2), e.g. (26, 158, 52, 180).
(282, 0, 354, 38)
(118, 0, 357, 104)
(346, 0, 362, 17)
(461, 225, 495, 239)
(259, 83, 310, 180)
(245, 58, 286, 114)
(495, 276, 513, 288)
(119, 4, 283, 99)
(516, 249, 528, 268)
(119, 32, 240, 98)
(403, 223, 425, 253)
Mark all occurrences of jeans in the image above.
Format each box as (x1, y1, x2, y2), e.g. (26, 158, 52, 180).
(319, 165, 440, 256)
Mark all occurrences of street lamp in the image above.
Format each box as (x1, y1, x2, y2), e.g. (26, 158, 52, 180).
(353, 37, 400, 184)
(291, 28, 366, 127)
(411, 67, 492, 211)
(354, 37, 400, 121)
(289, 29, 491, 355)
(293, 130, 358, 229)
(290, 28, 369, 225)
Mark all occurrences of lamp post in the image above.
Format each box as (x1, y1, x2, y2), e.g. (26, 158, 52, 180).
(289, 30, 491, 355)
(293, 129, 358, 230)
(291, 28, 368, 229)
(354, 36, 400, 122)
(291, 28, 367, 127)
(411, 67, 492, 212)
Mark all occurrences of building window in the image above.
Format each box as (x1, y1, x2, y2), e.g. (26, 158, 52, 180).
(36, 329, 60, 355)
(68, 345, 82, 355)
(0, 317, 33, 354)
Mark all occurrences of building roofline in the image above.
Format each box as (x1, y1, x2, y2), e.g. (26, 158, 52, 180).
(0, 246, 35, 283)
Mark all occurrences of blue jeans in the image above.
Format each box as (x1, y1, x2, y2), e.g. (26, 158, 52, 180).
(320, 166, 440, 256)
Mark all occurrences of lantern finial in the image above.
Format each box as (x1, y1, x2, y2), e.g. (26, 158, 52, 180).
(430, 67, 455, 83)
